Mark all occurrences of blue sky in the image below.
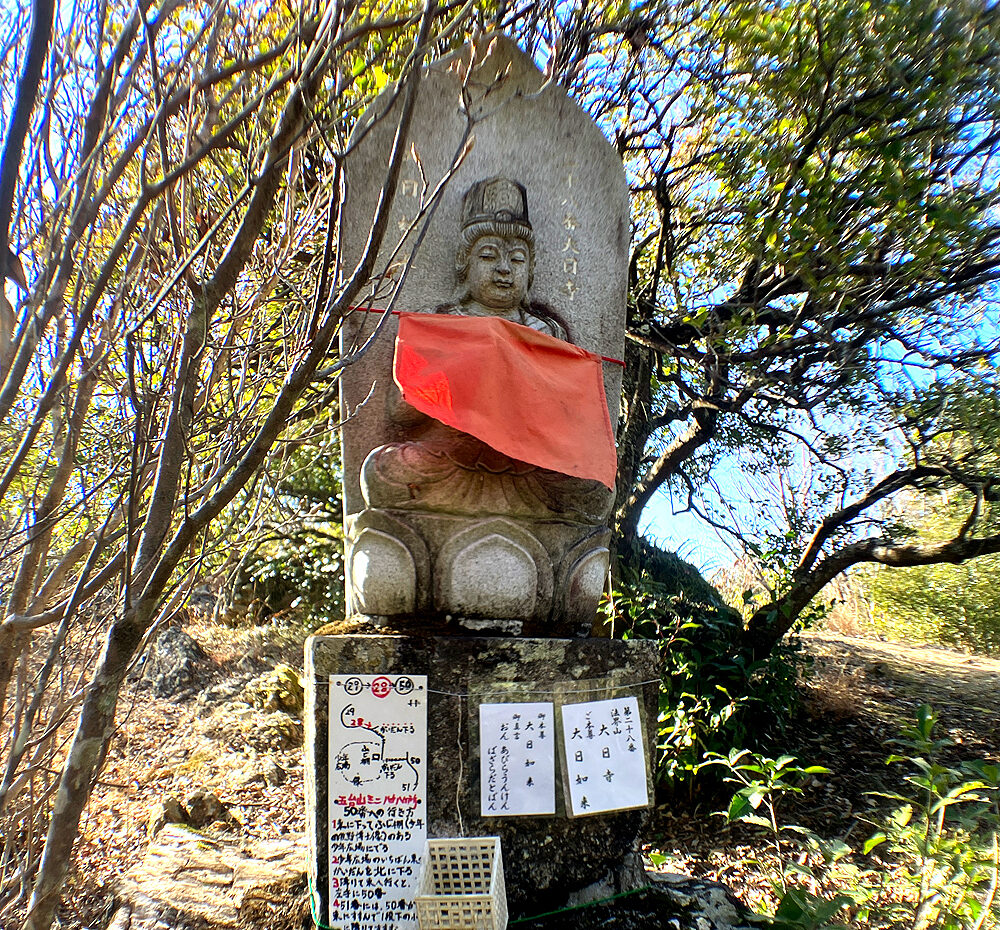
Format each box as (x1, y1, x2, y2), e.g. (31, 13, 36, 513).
(641, 493, 736, 572)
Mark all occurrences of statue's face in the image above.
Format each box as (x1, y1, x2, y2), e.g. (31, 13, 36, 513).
(465, 235, 531, 311)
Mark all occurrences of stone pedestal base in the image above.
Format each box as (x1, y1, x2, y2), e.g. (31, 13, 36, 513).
(305, 634, 660, 919)
(346, 510, 611, 636)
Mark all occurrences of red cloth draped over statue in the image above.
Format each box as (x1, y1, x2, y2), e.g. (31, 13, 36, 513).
(392, 312, 617, 489)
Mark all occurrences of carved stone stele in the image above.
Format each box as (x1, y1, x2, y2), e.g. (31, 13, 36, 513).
(338, 38, 628, 635)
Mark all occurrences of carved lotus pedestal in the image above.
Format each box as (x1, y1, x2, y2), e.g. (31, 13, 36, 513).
(346, 507, 611, 638)
(305, 634, 661, 921)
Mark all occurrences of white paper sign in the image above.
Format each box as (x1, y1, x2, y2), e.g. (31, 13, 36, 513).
(561, 696, 648, 816)
(479, 702, 555, 816)
(328, 674, 427, 929)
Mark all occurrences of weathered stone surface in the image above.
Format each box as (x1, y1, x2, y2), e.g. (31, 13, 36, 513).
(112, 825, 306, 930)
(243, 664, 304, 714)
(340, 39, 629, 503)
(513, 872, 760, 929)
(349, 525, 419, 615)
(345, 510, 610, 635)
(196, 673, 254, 711)
(143, 627, 210, 699)
(253, 712, 303, 749)
(112, 826, 755, 930)
(236, 756, 288, 788)
(305, 633, 660, 920)
(206, 703, 304, 751)
(435, 519, 552, 621)
(260, 757, 287, 786)
(646, 872, 761, 929)
(183, 790, 229, 828)
(187, 585, 220, 618)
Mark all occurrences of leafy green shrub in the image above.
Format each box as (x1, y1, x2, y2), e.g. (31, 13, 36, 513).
(861, 483, 1000, 656)
(865, 705, 1000, 929)
(706, 749, 855, 929)
(865, 556, 1000, 657)
(608, 541, 808, 794)
(225, 526, 344, 627)
(223, 442, 346, 627)
(706, 706, 1000, 930)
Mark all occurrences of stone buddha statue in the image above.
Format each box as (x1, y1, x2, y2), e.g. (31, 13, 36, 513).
(344, 177, 615, 634)
(361, 178, 613, 525)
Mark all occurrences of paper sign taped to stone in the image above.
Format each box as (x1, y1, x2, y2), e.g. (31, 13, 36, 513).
(328, 674, 427, 929)
(479, 702, 555, 816)
(561, 696, 648, 816)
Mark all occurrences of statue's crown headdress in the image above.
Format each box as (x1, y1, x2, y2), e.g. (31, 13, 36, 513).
(461, 178, 533, 245)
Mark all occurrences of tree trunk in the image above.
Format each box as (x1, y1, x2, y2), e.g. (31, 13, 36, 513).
(22, 606, 150, 930)
(0, 0, 54, 268)
(613, 340, 654, 558)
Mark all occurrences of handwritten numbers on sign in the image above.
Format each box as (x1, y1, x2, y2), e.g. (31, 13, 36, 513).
(479, 702, 556, 817)
(561, 697, 648, 817)
(328, 674, 428, 929)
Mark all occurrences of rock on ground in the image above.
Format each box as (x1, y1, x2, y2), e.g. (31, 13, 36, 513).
(110, 824, 307, 930)
(142, 627, 210, 699)
(243, 664, 304, 714)
(110, 823, 755, 930)
(516, 871, 760, 929)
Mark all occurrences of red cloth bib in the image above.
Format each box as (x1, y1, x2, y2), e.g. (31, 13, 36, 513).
(393, 313, 617, 489)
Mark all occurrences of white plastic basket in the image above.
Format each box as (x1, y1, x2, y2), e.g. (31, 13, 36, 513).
(414, 836, 508, 930)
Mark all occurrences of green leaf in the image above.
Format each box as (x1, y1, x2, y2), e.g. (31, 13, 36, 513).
(782, 860, 816, 879)
(727, 794, 751, 821)
(863, 833, 887, 854)
(740, 814, 774, 829)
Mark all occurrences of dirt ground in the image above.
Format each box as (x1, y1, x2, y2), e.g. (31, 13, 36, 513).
(58, 622, 309, 929)
(647, 632, 1000, 914)
(31, 630, 1000, 928)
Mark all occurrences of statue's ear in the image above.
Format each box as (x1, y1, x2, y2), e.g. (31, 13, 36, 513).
(454, 242, 470, 283)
